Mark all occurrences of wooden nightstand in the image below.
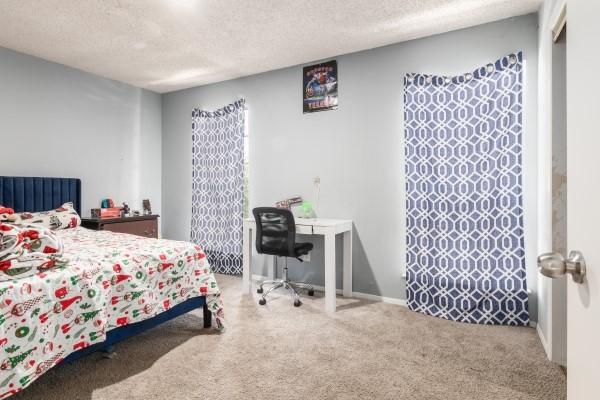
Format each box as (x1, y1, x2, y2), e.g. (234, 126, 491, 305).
(81, 215, 160, 238)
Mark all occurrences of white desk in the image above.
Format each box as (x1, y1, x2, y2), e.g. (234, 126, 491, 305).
(242, 218, 353, 312)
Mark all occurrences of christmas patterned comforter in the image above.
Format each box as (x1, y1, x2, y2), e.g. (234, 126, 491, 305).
(0, 227, 224, 398)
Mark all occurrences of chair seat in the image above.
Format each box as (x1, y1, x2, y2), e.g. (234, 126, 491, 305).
(294, 242, 313, 257)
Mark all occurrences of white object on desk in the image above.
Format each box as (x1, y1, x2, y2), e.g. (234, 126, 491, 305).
(242, 217, 353, 312)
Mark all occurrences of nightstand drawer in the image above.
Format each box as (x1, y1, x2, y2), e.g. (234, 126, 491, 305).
(103, 219, 158, 238)
(81, 215, 160, 238)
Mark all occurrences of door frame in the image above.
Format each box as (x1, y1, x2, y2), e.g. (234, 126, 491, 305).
(537, 0, 567, 365)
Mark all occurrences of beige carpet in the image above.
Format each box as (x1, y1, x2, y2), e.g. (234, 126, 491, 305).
(15, 274, 566, 400)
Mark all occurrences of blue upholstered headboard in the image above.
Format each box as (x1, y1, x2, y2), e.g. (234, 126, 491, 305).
(0, 176, 81, 215)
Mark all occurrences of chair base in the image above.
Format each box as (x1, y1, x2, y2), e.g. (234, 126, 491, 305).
(257, 272, 314, 307)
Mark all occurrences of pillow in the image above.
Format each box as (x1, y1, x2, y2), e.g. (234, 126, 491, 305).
(16, 202, 81, 230)
(0, 222, 67, 281)
(0, 206, 18, 223)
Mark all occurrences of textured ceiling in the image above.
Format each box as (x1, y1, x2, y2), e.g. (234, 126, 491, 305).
(0, 0, 541, 93)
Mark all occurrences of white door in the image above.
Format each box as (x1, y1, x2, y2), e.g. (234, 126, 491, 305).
(538, 1, 600, 398)
(565, 1, 599, 398)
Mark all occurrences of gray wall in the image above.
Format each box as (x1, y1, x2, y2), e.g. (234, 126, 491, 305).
(0, 47, 162, 217)
(162, 14, 539, 318)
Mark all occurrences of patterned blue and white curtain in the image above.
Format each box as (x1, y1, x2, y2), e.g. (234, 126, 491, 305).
(404, 53, 528, 325)
(191, 99, 245, 275)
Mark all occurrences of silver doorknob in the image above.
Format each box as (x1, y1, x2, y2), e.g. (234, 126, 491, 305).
(537, 250, 586, 284)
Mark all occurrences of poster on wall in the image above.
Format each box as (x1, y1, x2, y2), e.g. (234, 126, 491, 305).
(303, 60, 338, 113)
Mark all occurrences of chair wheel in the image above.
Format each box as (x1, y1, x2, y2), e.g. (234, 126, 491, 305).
(258, 298, 266, 305)
(257, 287, 264, 294)
(307, 289, 315, 296)
(294, 299, 302, 307)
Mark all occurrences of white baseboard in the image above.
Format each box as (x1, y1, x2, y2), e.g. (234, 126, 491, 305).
(250, 275, 538, 322)
(537, 323, 551, 358)
(251, 274, 407, 306)
(351, 291, 407, 306)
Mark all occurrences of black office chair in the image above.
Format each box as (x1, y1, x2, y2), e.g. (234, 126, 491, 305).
(253, 207, 315, 307)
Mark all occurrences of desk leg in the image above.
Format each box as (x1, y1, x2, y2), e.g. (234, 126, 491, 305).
(343, 229, 352, 298)
(242, 226, 252, 295)
(324, 230, 336, 312)
(268, 256, 277, 280)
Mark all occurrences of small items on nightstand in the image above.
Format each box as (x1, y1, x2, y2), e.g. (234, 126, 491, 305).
(91, 207, 121, 218)
(122, 202, 130, 217)
(93, 198, 123, 218)
(101, 198, 115, 208)
(143, 199, 152, 215)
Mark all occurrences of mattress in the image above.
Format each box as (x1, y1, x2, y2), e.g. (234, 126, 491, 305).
(0, 227, 223, 397)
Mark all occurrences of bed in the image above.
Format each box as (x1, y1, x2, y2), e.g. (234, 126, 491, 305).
(0, 176, 224, 398)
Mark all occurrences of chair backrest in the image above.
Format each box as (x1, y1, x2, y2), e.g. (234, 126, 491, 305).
(252, 207, 296, 257)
